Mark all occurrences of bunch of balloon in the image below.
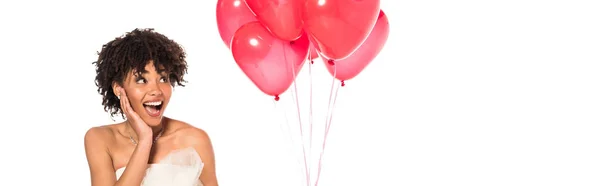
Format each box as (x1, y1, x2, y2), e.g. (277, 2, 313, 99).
(216, 0, 389, 185)
(216, 0, 389, 98)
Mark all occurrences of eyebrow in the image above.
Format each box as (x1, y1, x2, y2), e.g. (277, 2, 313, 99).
(156, 68, 167, 73)
(133, 69, 168, 76)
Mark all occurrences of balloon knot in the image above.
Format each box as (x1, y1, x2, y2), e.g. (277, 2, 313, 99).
(274, 95, 280, 101)
(341, 80, 345, 87)
(290, 41, 295, 45)
(310, 60, 314, 64)
(328, 59, 335, 66)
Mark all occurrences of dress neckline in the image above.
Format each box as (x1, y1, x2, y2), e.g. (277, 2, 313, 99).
(115, 146, 200, 173)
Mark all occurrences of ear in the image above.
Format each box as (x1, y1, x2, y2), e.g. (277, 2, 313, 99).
(112, 82, 122, 98)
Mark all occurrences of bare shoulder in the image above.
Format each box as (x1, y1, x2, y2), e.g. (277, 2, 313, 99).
(84, 124, 120, 185)
(168, 119, 212, 147)
(84, 124, 117, 147)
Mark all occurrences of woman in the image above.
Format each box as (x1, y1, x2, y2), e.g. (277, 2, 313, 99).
(84, 28, 218, 186)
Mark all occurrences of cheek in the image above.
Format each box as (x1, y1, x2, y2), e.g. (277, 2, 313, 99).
(160, 84, 173, 97)
(124, 88, 146, 106)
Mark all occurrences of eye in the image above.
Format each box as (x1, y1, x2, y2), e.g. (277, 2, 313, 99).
(159, 76, 169, 83)
(135, 77, 146, 84)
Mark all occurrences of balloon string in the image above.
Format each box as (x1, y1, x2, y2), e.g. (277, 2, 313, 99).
(272, 99, 305, 186)
(308, 57, 315, 185)
(324, 60, 336, 133)
(325, 83, 340, 136)
(291, 71, 309, 186)
(314, 80, 340, 186)
(314, 81, 340, 186)
(314, 63, 339, 186)
(287, 42, 309, 186)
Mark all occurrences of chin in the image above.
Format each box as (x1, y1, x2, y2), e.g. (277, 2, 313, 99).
(143, 117, 165, 126)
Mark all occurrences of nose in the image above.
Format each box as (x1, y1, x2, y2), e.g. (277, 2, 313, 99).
(149, 89, 162, 96)
(148, 82, 163, 96)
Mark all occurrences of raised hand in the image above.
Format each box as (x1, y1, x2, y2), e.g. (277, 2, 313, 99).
(119, 88, 153, 143)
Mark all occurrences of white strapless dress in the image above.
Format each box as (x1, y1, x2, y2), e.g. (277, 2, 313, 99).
(115, 147, 204, 186)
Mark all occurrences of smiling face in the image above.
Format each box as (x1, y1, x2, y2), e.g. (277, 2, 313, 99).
(94, 28, 188, 121)
(116, 61, 173, 126)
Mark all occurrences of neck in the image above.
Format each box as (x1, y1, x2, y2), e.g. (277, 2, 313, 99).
(125, 118, 166, 141)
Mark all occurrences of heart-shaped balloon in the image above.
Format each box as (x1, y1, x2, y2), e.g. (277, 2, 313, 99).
(245, 0, 304, 41)
(324, 10, 390, 82)
(308, 43, 319, 60)
(216, 0, 258, 48)
(231, 21, 309, 98)
(303, 0, 380, 60)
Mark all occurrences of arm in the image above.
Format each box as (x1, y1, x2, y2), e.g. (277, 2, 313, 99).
(84, 127, 153, 186)
(192, 129, 219, 186)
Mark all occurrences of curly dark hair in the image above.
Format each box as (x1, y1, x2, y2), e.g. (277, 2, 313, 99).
(93, 28, 188, 119)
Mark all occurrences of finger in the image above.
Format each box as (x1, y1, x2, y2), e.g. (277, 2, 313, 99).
(119, 88, 130, 116)
(118, 88, 124, 110)
(124, 96, 134, 116)
(121, 89, 141, 120)
(122, 90, 133, 115)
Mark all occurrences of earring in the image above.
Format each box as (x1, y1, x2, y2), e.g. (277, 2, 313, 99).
(117, 95, 121, 99)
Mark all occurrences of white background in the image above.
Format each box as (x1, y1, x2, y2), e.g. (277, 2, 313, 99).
(1, 0, 599, 185)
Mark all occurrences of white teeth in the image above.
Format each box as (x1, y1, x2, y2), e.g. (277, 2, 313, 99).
(143, 101, 162, 106)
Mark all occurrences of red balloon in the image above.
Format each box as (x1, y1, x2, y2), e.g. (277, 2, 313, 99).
(245, 0, 304, 41)
(324, 10, 389, 81)
(303, 0, 380, 60)
(308, 43, 319, 60)
(231, 21, 309, 97)
(216, 0, 258, 48)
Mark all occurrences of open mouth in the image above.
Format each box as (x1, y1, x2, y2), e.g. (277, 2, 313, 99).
(143, 101, 163, 117)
